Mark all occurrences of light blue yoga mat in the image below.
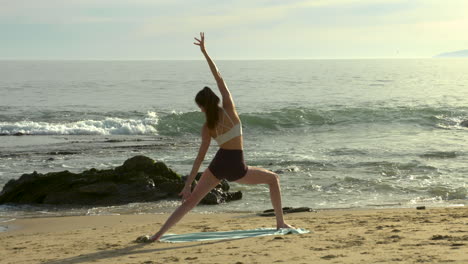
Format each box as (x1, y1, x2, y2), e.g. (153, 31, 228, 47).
(159, 228, 310, 243)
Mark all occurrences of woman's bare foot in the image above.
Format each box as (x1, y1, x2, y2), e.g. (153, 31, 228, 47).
(277, 223, 295, 229)
(150, 232, 162, 241)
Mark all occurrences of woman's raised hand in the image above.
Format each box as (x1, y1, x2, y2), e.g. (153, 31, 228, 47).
(193, 32, 206, 52)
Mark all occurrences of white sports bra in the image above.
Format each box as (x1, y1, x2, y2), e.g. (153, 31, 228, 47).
(214, 109, 242, 146)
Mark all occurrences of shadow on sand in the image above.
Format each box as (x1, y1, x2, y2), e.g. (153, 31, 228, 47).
(42, 238, 243, 264)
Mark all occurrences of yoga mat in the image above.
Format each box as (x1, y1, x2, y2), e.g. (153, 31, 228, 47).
(159, 228, 310, 243)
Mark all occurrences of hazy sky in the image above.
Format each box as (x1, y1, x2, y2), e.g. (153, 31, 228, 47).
(1, 0, 467, 59)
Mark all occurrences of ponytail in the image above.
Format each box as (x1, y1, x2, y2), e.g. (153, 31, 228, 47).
(195, 87, 220, 129)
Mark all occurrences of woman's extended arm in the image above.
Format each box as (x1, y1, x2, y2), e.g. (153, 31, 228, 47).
(179, 124, 211, 201)
(194, 32, 235, 109)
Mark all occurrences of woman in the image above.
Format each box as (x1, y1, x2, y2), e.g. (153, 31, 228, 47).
(143, 33, 293, 242)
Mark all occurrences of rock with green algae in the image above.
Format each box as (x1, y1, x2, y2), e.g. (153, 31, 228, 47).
(0, 155, 242, 206)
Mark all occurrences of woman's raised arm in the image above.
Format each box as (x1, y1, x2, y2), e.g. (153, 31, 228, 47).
(194, 32, 235, 109)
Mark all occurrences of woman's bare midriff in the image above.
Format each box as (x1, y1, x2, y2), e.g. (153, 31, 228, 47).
(216, 136, 243, 150)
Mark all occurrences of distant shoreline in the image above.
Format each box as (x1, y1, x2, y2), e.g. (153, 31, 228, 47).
(434, 49, 468, 58)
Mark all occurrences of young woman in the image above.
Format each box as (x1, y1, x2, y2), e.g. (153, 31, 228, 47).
(143, 32, 293, 242)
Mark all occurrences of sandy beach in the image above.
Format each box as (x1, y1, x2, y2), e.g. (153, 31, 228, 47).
(0, 206, 466, 264)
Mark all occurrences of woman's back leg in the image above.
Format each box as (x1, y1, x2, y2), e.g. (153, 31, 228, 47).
(151, 169, 221, 240)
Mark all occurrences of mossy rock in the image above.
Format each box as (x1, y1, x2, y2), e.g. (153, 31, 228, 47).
(0, 155, 242, 206)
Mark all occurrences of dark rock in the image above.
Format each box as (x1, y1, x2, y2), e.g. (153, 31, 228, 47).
(78, 182, 119, 194)
(263, 207, 293, 213)
(47, 151, 78, 155)
(158, 180, 185, 194)
(259, 207, 316, 217)
(461, 120, 468, 127)
(202, 189, 224, 205)
(218, 179, 230, 192)
(201, 189, 242, 205)
(0, 155, 242, 206)
(105, 139, 124, 143)
(416, 206, 426, 210)
(116, 156, 157, 174)
(183, 172, 239, 205)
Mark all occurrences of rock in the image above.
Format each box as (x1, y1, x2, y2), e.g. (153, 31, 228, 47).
(158, 180, 185, 194)
(105, 139, 124, 143)
(47, 151, 78, 155)
(0, 155, 242, 206)
(182, 173, 236, 204)
(116, 155, 154, 172)
(259, 207, 316, 217)
(201, 188, 242, 205)
(461, 120, 468, 127)
(78, 182, 119, 194)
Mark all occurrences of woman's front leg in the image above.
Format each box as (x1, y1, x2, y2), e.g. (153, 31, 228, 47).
(150, 169, 220, 241)
(234, 166, 294, 229)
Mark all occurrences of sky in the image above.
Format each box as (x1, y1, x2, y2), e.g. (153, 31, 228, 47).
(1, 0, 467, 60)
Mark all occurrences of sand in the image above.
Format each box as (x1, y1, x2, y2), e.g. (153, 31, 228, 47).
(0, 207, 466, 264)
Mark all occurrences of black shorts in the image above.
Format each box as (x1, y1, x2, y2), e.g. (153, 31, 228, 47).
(208, 148, 248, 182)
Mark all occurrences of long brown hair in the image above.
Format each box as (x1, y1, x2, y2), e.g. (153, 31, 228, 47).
(195, 87, 220, 129)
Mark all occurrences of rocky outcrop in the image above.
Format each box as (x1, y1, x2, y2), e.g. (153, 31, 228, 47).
(0, 155, 242, 206)
(460, 120, 468, 128)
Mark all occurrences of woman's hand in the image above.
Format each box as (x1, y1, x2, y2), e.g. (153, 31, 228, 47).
(179, 184, 192, 202)
(193, 32, 206, 53)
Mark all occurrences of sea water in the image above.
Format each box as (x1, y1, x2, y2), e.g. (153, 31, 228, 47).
(0, 59, 467, 218)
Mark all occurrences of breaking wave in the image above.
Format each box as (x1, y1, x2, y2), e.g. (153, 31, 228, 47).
(0, 112, 159, 135)
(1, 105, 466, 136)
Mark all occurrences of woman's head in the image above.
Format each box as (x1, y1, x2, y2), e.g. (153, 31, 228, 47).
(195, 86, 220, 129)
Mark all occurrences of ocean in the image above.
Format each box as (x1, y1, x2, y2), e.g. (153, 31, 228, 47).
(0, 59, 467, 220)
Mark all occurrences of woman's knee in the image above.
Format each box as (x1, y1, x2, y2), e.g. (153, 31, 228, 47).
(265, 171, 280, 185)
(237, 167, 279, 185)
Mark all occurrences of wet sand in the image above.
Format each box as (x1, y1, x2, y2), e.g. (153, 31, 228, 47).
(0, 207, 466, 264)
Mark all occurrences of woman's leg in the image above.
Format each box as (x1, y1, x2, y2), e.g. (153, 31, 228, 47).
(150, 169, 221, 240)
(234, 166, 293, 229)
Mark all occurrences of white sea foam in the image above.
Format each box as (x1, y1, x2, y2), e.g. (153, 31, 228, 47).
(0, 218, 16, 223)
(0, 112, 159, 135)
(435, 114, 468, 130)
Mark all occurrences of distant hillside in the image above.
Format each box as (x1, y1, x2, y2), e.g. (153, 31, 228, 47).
(434, 49, 468, 58)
